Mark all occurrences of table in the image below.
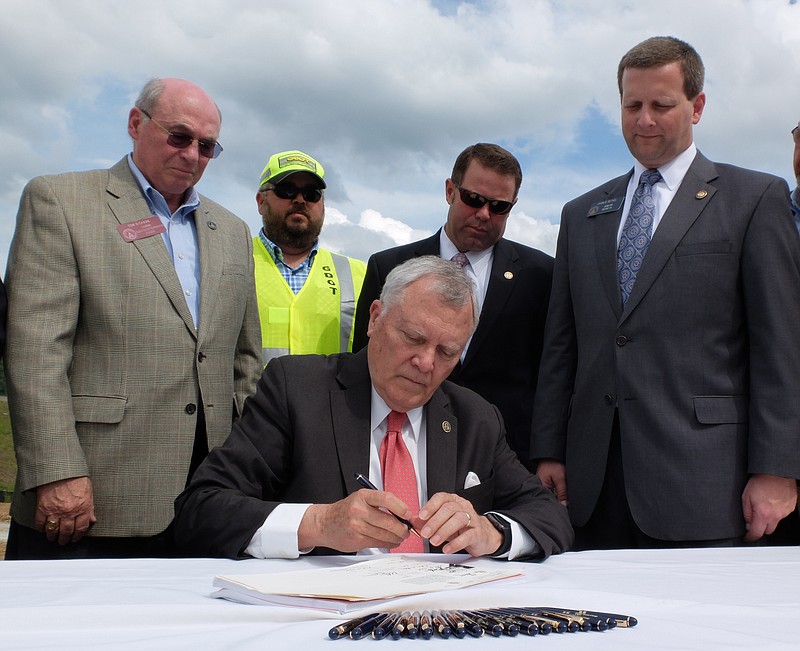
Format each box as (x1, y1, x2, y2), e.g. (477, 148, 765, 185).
(1, 547, 798, 649)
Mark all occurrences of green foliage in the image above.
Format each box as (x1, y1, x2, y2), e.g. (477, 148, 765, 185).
(0, 397, 15, 496)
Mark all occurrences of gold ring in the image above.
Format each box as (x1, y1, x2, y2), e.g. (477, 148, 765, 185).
(45, 520, 59, 533)
(463, 512, 472, 527)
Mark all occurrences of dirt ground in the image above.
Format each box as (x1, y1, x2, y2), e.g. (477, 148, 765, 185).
(0, 502, 10, 558)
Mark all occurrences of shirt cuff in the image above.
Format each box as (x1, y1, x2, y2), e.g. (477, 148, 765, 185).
(244, 503, 312, 559)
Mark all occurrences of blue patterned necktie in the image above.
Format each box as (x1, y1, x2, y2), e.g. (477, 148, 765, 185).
(617, 169, 662, 306)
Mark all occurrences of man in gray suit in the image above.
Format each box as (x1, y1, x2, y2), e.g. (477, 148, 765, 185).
(174, 256, 572, 560)
(4, 77, 262, 558)
(531, 37, 800, 549)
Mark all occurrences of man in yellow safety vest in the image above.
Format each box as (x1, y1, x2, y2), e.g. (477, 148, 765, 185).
(254, 150, 366, 364)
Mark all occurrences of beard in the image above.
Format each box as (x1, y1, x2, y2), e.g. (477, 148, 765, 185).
(264, 206, 323, 251)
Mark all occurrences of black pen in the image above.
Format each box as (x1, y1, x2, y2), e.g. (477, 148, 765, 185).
(354, 472, 422, 537)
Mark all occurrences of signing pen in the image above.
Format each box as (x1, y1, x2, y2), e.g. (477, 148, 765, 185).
(354, 472, 422, 537)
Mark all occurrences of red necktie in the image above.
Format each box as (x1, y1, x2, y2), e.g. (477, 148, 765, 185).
(379, 410, 424, 553)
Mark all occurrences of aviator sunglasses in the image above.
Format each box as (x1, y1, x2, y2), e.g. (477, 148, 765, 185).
(140, 109, 223, 159)
(261, 183, 324, 203)
(454, 184, 514, 215)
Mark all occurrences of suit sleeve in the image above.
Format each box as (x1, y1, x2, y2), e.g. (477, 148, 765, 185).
(174, 360, 295, 558)
(740, 177, 800, 476)
(5, 177, 89, 492)
(352, 253, 383, 351)
(529, 206, 578, 463)
(484, 405, 574, 559)
(232, 224, 262, 416)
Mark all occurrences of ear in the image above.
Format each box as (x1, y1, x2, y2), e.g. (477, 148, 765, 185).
(366, 299, 383, 338)
(127, 107, 142, 140)
(691, 92, 706, 125)
(445, 178, 456, 205)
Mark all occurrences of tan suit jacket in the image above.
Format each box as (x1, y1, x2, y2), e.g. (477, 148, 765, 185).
(5, 157, 262, 536)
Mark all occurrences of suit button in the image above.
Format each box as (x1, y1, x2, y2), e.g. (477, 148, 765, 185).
(185, 403, 197, 415)
(604, 394, 614, 405)
(615, 335, 628, 346)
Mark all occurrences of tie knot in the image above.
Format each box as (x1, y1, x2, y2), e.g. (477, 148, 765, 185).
(640, 169, 662, 187)
(451, 252, 469, 269)
(387, 410, 407, 435)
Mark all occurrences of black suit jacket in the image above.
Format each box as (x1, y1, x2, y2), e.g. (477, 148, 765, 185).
(173, 349, 573, 559)
(531, 152, 800, 540)
(352, 231, 553, 468)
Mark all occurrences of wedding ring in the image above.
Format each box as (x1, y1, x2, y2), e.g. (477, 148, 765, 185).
(45, 519, 59, 533)
(462, 512, 472, 527)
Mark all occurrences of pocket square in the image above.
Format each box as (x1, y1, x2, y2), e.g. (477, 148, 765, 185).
(463, 471, 481, 489)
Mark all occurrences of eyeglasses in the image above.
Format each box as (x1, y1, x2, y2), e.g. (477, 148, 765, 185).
(261, 183, 323, 203)
(454, 184, 514, 215)
(793, 125, 800, 143)
(139, 109, 223, 159)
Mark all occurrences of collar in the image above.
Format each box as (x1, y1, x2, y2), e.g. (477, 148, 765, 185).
(632, 142, 697, 191)
(370, 386, 424, 443)
(126, 154, 200, 218)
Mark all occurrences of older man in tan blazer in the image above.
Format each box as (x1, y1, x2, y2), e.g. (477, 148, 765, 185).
(4, 78, 262, 558)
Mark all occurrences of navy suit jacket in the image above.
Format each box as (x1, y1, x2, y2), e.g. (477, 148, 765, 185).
(173, 349, 573, 559)
(531, 152, 800, 540)
(352, 231, 553, 469)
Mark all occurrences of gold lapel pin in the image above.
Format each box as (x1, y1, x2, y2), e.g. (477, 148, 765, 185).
(695, 190, 708, 199)
(442, 421, 452, 433)
(504, 271, 513, 280)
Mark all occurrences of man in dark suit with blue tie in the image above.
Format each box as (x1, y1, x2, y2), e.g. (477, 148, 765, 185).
(531, 36, 800, 550)
(353, 144, 553, 471)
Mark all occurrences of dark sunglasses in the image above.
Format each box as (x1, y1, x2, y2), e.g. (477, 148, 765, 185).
(262, 183, 323, 203)
(140, 109, 223, 159)
(455, 184, 514, 215)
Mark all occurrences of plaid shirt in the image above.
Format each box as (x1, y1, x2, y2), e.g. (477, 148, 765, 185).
(258, 228, 318, 295)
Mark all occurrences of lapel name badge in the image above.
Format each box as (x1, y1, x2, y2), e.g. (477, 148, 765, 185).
(117, 216, 166, 243)
(587, 196, 624, 217)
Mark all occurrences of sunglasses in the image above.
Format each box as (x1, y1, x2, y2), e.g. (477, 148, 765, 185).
(140, 109, 223, 159)
(262, 183, 323, 203)
(454, 184, 514, 215)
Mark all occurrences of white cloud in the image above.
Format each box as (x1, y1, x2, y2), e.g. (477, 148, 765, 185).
(2, 0, 799, 273)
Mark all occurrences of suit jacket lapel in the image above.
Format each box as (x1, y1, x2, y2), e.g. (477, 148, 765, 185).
(622, 152, 718, 320)
(591, 173, 631, 319)
(424, 388, 458, 498)
(461, 239, 517, 367)
(413, 231, 442, 258)
(106, 159, 197, 336)
(331, 350, 374, 492)
(195, 204, 222, 343)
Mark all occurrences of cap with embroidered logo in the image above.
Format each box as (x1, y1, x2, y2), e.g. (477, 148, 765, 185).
(258, 150, 326, 189)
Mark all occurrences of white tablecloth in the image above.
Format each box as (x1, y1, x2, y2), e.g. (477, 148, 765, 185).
(1, 547, 798, 650)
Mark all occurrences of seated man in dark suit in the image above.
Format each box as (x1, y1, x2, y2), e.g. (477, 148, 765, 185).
(174, 256, 572, 560)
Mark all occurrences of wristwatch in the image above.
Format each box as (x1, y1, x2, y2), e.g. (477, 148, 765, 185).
(484, 512, 512, 557)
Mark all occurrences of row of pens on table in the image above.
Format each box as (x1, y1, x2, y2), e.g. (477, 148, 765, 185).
(329, 607, 638, 640)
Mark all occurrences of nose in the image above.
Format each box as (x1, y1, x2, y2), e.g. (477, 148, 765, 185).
(411, 347, 435, 373)
(475, 203, 492, 221)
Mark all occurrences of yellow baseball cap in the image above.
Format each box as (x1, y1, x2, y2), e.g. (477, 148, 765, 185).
(258, 150, 326, 189)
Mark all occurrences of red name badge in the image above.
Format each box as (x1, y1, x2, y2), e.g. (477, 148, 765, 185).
(117, 216, 167, 242)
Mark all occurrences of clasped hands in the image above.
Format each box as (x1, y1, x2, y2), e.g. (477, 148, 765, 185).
(298, 489, 503, 556)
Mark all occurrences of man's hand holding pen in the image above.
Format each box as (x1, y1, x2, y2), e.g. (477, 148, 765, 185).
(298, 490, 416, 553)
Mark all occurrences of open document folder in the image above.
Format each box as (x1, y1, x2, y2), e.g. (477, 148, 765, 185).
(212, 556, 522, 613)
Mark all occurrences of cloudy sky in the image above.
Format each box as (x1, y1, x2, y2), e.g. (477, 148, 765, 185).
(2, 0, 799, 273)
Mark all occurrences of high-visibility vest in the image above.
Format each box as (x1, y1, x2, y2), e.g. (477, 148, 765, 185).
(253, 238, 366, 365)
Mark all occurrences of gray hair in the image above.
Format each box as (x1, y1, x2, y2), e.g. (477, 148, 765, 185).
(134, 77, 223, 122)
(379, 255, 479, 335)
